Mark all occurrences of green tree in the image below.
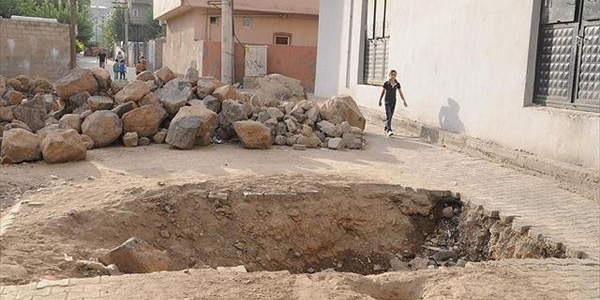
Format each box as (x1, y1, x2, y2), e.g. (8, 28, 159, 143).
(0, 0, 93, 46)
(103, 6, 164, 48)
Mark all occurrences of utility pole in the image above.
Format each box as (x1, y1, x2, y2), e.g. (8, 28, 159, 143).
(69, 0, 77, 69)
(221, 0, 233, 84)
(124, 0, 129, 66)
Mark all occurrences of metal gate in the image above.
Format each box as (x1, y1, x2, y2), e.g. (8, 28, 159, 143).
(535, 0, 600, 109)
(363, 0, 389, 85)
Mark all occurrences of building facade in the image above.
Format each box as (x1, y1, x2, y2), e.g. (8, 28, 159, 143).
(315, 0, 600, 170)
(153, 0, 319, 91)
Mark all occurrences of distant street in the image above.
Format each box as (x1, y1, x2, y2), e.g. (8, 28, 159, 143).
(77, 55, 137, 81)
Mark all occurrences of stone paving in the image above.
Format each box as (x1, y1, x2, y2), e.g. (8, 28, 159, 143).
(1, 120, 599, 299)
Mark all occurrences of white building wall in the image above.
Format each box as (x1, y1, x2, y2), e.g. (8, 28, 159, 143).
(315, 0, 600, 170)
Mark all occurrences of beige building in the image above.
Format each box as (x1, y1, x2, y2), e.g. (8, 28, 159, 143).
(154, 0, 319, 90)
(130, 0, 152, 25)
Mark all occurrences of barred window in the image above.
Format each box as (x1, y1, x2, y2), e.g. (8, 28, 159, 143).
(363, 0, 389, 85)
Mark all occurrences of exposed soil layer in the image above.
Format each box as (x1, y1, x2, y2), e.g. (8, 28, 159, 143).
(0, 180, 566, 285)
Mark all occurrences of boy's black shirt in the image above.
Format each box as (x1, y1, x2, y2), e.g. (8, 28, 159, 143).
(383, 80, 401, 103)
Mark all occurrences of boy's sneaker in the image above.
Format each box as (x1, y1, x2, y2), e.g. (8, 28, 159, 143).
(387, 130, 394, 137)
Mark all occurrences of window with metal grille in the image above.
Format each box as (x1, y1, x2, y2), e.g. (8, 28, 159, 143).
(243, 16, 252, 28)
(363, 0, 389, 86)
(534, 0, 600, 111)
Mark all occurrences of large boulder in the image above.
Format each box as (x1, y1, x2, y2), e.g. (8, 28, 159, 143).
(59, 114, 82, 133)
(172, 105, 217, 138)
(31, 78, 54, 95)
(12, 94, 47, 132)
(111, 102, 138, 118)
(202, 95, 221, 114)
(87, 96, 114, 111)
(122, 105, 168, 137)
(7, 75, 30, 93)
(81, 111, 123, 148)
(138, 93, 161, 107)
(218, 100, 248, 139)
(165, 116, 202, 150)
(212, 85, 240, 102)
(0, 106, 15, 122)
(62, 91, 91, 115)
(40, 129, 86, 164)
(115, 80, 151, 103)
(156, 80, 194, 115)
(3, 90, 24, 106)
(90, 67, 112, 90)
(54, 68, 98, 101)
(233, 120, 271, 149)
(319, 95, 366, 131)
(111, 80, 129, 94)
(252, 74, 306, 107)
(101, 237, 172, 274)
(136, 70, 160, 84)
(155, 67, 176, 85)
(1, 128, 42, 164)
(196, 80, 216, 99)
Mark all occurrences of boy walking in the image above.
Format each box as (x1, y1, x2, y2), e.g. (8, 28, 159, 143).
(378, 70, 407, 137)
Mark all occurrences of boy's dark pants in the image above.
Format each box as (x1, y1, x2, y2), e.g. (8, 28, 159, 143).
(119, 72, 125, 80)
(384, 100, 396, 132)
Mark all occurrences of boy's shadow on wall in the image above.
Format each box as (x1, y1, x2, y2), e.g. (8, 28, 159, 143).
(438, 98, 465, 134)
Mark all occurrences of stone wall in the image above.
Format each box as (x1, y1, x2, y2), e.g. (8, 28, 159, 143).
(0, 18, 70, 81)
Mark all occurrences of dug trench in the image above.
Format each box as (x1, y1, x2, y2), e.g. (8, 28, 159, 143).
(0, 181, 569, 284)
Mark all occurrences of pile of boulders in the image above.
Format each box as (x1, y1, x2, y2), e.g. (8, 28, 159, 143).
(0, 67, 366, 165)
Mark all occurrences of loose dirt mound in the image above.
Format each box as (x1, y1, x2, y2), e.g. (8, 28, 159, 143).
(0, 176, 566, 285)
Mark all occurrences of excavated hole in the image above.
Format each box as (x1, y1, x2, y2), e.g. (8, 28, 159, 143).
(48, 182, 568, 277)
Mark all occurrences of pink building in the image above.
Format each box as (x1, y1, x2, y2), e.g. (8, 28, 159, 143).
(154, 0, 319, 91)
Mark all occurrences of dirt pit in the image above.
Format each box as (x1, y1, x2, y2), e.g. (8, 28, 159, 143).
(0, 181, 568, 284)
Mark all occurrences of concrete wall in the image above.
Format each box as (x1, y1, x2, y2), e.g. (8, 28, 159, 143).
(208, 15, 318, 46)
(315, 0, 600, 170)
(0, 18, 70, 80)
(162, 9, 205, 75)
(203, 41, 317, 91)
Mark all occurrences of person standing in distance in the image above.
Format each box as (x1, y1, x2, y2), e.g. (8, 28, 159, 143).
(378, 70, 407, 137)
(97, 48, 107, 69)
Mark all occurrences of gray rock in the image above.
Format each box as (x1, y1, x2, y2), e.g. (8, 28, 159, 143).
(156, 79, 194, 115)
(267, 107, 284, 121)
(218, 100, 248, 140)
(165, 116, 202, 149)
(442, 207, 454, 218)
(196, 80, 217, 99)
(202, 95, 221, 114)
(13, 94, 47, 132)
(317, 120, 342, 138)
(274, 135, 287, 145)
(87, 96, 114, 111)
(342, 132, 363, 149)
(111, 102, 138, 118)
(122, 132, 139, 147)
(285, 119, 297, 133)
(153, 129, 167, 144)
(256, 111, 270, 123)
(327, 138, 344, 150)
(456, 259, 467, 268)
